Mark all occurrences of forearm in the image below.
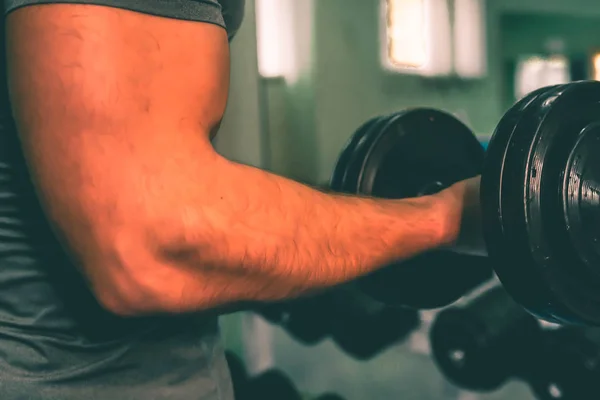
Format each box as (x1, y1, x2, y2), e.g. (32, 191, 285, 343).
(143, 153, 450, 310)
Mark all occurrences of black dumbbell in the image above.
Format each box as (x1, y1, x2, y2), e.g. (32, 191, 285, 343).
(284, 296, 333, 344)
(331, 108, 493, 310)
(328, 289, 420, 360)
(225, 351, 248, 398)
(430, 286, 542, 391)
(357, 253, 493, 310)
(334, 82, 600, 326)
(241, 369, 302, 400)
(527, 327, 600, 400)
(224, 352, 303, 400)
(256, 295, 332, 345)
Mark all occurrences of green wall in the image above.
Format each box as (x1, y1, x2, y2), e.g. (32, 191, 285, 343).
(267, 0, 506, 185)
(502, 13, 600, 58)
(310, 0, 501, 185)
(265, 0, 600, 185)
(500, 13, 600, 107)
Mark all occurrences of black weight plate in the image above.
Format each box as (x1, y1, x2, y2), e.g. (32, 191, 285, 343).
(353, 109, 489, 308)
(524, 81, 600, 325)
(244, 370, 302, 400)
(284, 297, 332, 345)
(531, 328, 600, 400)
(493, 84, 572, 324)
(331, 116, 380, 192)
(481, 85, 565, 323)
(430, 287, 542, 391)
(357, 109, 484, 198)
(491, 81, 600, 325)
(225, 351, 248, 396)
(339, 115, 391, 194)
(331, 306, 419, 360)
(358, 253, 493, 309)
(563, 126, 600, 274)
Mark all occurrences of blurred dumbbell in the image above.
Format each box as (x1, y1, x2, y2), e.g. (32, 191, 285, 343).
(430, 286, 542, 391)
(256, 295, 332, 345)
(331, 109, 493, 310)
(329, 289, 420, 360)
(225, 352, 303, 400)
(358, 253, 493, 310)
(225, 351, 248, 398)
(241, 369, 302, 400)
(528, 327, 600, 400)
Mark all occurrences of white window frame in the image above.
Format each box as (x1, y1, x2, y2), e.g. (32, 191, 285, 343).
(380, 0, 452, 77)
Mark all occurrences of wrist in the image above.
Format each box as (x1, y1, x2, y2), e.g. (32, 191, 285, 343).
(429, 193, 463, 250)
(433, 178, 487, 256)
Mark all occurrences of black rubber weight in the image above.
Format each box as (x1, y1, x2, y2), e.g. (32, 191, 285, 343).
(243, 370, 302, 400)
(523, 81, 600, 325)
(430, 287, 541, 391)
(481, 84, 565, 324)
(497, 84, 573, 324)
(340, 115, 391, 194)
(331, 116, 379, 192)
(350, 109, 491, 308)
(486, 81, 600, 325)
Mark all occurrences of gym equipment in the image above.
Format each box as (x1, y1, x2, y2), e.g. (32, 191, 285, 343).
(329, 289, 420, 360)
(225, 351, 248, 397)
(256, 296, 332, 345)
(223, 355, 303, 400)
(528, 327, 600, 400)
(481, 81, 600, 325)
(331, 108, 493, 309)
(330, 116, 380, 192)
(356, 252, 492, 309)
(257, 288, 419, 359)
(242, 370, 303, 400)
(430, 286, 542, 391)
(333, 81, 600, 325)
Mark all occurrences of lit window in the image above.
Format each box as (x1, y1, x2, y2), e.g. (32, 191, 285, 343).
(386, 0, 427, 68)
(593, 53, 600, 81)
(382, 0, 452, 76)
(515, 56, 570, 100)
(255, 0, 295, 79)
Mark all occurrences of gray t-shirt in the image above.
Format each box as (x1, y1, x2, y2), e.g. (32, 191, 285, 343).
(0, 1, 244, 399)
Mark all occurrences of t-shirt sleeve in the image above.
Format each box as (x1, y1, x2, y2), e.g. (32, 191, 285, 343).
(4, 0, 227, 30)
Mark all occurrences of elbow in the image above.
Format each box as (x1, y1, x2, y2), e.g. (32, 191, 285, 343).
(92, 274, 196, 317)
(81, 249, 184, 317)
(79, 221, 224, 316)
(89, 265, 163, 317)
(94, 285, 148, 317)
(86, 255, 216, 317)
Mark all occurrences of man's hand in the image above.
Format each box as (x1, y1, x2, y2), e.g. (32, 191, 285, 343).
(435, 176, 487, 256)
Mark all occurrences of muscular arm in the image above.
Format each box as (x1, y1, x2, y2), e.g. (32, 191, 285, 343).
(6, 4, 455, 315)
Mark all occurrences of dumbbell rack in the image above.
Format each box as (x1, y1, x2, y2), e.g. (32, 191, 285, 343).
(407, 279, 501, 400)
(242, 278, 533, 400)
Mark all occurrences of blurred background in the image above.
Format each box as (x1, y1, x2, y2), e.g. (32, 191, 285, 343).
(214, 1, 600, 399)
